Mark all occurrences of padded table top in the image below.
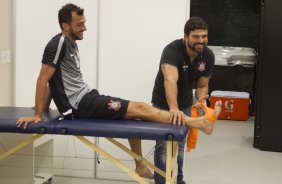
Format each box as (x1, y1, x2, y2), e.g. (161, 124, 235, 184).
(0, 107, 188, 141)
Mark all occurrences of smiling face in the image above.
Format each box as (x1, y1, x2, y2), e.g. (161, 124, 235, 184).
(63, 11, 86, 41)
(184, 29, 208, 54)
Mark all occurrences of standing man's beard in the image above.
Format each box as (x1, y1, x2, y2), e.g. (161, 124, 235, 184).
(187, 42, 206, 53)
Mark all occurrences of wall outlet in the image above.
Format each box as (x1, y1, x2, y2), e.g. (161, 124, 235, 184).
(1, 50, 11, 64)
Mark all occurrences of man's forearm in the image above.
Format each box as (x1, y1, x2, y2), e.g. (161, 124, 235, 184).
(34, 78, 48, 118)
(43, 85, 52, 111)
(195, 86, 209, 101)
(164, 80, 179, 109)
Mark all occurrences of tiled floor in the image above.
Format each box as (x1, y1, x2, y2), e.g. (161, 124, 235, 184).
(52, 118, 282, 184)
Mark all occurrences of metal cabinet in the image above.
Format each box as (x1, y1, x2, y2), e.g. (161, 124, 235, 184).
(254, 0, 282, 152)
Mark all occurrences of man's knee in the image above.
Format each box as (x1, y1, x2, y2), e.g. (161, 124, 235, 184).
(130, 102, 151, 114)
(125, 101, 152, 119)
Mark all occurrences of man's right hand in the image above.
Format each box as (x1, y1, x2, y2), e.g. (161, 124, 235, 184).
(169, 108, 185, 126)
(194, 94, 209, 109)
(16, 115, 42, 129)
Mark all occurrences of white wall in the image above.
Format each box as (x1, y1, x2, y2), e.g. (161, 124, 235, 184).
(0, 0, 13, 106)
(98, 0, 188, 103)
(13, 0, 99, 178)
(96, 0, 189, 180)
(13, 0, 98, 107)
(13, 0, 191, 180)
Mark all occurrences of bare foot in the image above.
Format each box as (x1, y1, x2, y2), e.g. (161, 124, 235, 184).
(201, 100, 222, 135)
(135, 166, 154, 179)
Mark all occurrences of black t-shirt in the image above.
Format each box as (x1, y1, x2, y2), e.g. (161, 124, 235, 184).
(151, 39, 215, 110)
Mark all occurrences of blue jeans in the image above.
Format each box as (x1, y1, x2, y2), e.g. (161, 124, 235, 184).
(154, 106, 191, 184)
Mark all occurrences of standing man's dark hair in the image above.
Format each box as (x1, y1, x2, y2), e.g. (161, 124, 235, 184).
(58, 3, 84, 29)
(184, 16, 208, 36)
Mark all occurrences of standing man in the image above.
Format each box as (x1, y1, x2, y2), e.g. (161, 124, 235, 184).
(152, 17, 215, 184)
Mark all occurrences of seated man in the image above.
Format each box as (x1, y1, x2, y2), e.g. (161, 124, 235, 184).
(16, 3, 222, 179)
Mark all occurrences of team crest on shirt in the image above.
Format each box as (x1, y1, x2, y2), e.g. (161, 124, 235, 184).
(198, 61, 206, 72)
(108, 100, 122, 111)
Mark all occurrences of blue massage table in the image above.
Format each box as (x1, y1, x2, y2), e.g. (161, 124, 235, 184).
(0, 107, 188, 184)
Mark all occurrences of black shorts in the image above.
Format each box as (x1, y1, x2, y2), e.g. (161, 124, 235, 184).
(74, 89, 129, 119)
